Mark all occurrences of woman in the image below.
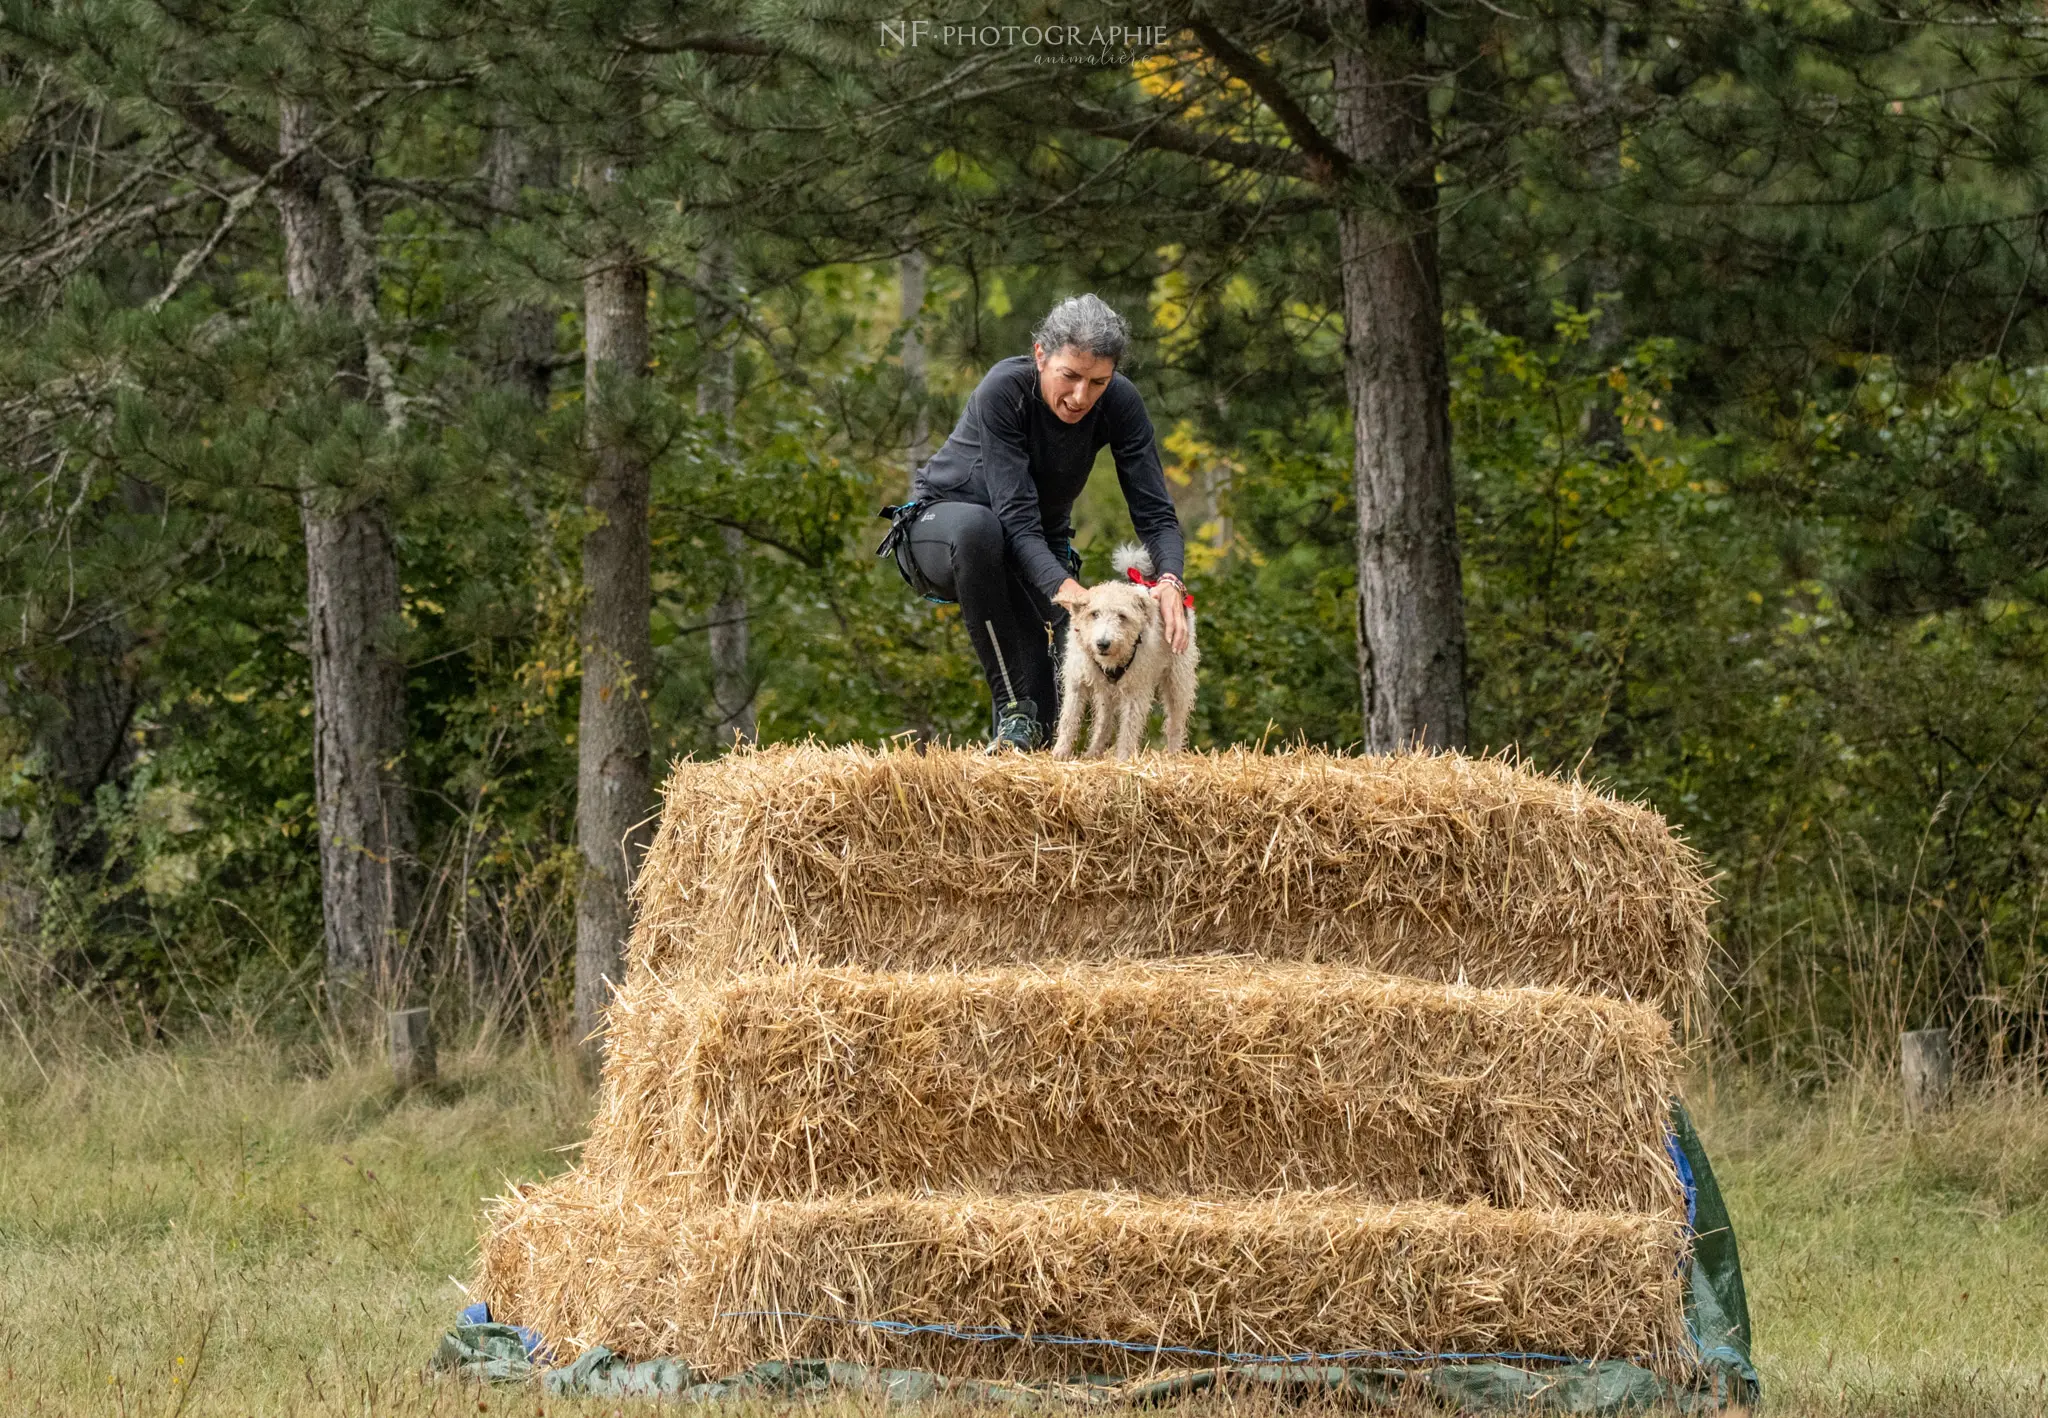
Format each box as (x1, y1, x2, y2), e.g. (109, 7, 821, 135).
(884, 293, 1192, 750)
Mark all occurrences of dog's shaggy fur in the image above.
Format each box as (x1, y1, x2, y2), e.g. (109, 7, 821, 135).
(1051, 545, 1199, 758)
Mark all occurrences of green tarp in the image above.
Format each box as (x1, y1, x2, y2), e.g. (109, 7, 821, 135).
(434, 1101, 1759, 1411)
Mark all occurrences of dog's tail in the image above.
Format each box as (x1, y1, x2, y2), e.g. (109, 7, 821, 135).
(1111, 542, 1154, 579)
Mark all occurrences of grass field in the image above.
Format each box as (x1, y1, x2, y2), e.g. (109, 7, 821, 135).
(2, 1037, 2044, 1416)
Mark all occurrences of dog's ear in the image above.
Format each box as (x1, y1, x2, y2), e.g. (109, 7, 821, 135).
(1053, 584, 1090, 613)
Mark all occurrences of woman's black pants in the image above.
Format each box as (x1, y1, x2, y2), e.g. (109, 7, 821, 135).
(905, 500, 1062, 730)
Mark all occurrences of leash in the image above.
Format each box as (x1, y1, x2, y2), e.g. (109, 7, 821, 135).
(986, 623, 1019, 705)
(715, 1311, 1617, 1368)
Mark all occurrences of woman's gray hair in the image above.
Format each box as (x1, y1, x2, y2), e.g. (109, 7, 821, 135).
(1033, 293, 1131, 366)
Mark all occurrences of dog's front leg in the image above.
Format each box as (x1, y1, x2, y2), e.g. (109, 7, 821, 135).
(1051, 654, 1088, 758)
(1084, 687, 1115, 757)
(1113, 694, 1150, 759)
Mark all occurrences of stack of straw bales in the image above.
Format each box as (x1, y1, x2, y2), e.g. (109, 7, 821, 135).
(481, 745, 1711, 1381)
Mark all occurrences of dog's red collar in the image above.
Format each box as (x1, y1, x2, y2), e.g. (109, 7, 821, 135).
(1125, 567, 1193, 608)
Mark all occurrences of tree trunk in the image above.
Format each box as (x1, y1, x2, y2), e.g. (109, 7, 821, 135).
(275, 100, 417, 999)
(37, 613, 140, 882)
(1556, 14, 1627, 355)
(1331, 5, 1469, 752)
(697, 241, 755, 745)
(482, 117, 560, 405)
(571, 245, 654, 1051)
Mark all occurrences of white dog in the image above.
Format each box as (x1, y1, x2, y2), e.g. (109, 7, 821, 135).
(1051, 545, 1199, 759)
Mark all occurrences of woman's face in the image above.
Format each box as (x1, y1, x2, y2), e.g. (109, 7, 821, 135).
(1034, 343, 1116, 423)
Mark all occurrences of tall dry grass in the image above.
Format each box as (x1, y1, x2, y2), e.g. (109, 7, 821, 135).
(1716, 821, 2048, 1091)
(0, 799, 585, 1067)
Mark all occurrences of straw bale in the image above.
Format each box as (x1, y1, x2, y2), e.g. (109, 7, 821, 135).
(626, 745, 1713, 1016)
(478, 1176, 1690, 1379)
(586, 964, 1684, 1214)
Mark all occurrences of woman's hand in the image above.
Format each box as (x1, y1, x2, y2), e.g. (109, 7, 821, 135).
(1153, 579, 1191, 654)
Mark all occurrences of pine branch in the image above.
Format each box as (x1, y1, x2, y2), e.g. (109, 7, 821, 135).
(325, 170, 408, 430)
(651, 508, 828, 569)
(145, 176, 267, 311)
(1072, 103, 1313, 180)
(620, 29, 774, 58)
(1554, 17, 1622, 113)
(1187, 18, 1351, 184)
(0, 157, 216, 300)
(160, 89, 279, 180)
(648, 259, 813, 390)
(1421, 96, 1669, 183)
(46, 515, 229, 648)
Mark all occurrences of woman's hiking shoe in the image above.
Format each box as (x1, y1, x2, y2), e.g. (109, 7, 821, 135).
(985, 699, 1044, 753)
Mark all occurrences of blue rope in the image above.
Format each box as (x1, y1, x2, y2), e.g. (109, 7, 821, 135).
(716, 1311, 1613, 1368)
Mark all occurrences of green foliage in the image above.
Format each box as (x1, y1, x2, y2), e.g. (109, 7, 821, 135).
(1160, 298, 2048, 1074)
(0, 0, 2044, 1081)
(1181, 431, 1360, 750)
(1449, 310, 2048, 1073)
(1455, 303, 1762, 787)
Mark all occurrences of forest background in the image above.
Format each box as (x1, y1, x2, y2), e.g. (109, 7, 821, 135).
(1, 0, 2045, 1089)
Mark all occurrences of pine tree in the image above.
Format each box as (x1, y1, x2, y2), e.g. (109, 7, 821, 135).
(273, 92, 420, 999)
(0, 0, 453, 1003)
(466, 0, 789, 1050)
(571, 162, 655, 1051)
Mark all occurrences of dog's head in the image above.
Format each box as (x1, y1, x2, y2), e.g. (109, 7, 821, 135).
(1056, 580, 1155, 676)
